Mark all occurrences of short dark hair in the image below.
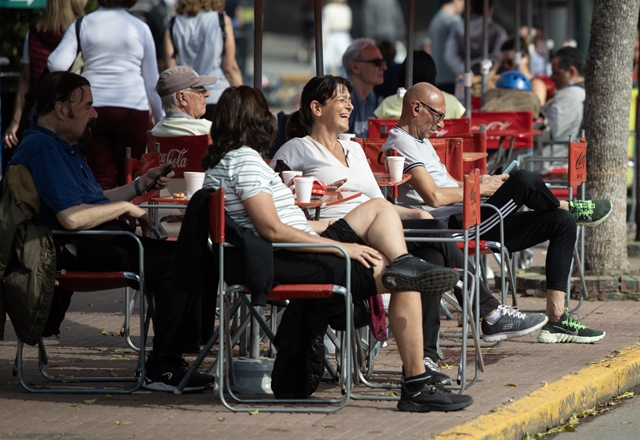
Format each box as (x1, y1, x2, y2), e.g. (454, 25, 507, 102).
(398, 51, 437, 88)
(553, 46, 585, 76)
(500, 37, 528, 58)
(35, 71, 91, 117)
(471, 0, 493, 16)
(202, 86, 277, 169)
(97, 0, 138, 8)
(285, 75, 353, 141)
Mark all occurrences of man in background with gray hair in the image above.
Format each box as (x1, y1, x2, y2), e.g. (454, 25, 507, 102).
(342, 38, 387, 138)
(151, 66, 216, 136)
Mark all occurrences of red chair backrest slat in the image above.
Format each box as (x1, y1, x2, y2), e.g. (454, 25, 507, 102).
(431, 138, 464, 182)
(367, 118, 398, 138)
(147, 132, 210, 178)
(471, 111, 534, 150)
(208, 189, 225, 244)
(431, 118, 471, 138)
(462, 169, 481, 230)
(125, 151, 162, 204)
(568, 139, 587, 188)
(353, 137, 387, 172)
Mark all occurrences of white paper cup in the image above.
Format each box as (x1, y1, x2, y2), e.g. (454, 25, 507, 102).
(386, 156, 405, 181)
(282, 170, 302, 186)
(184, 171, 205, 198)
(293, 177, 314, 203)
(338, 133, 356, 141)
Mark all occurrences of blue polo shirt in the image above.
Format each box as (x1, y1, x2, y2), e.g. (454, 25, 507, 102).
(9, 121, 111, 230)
(348, 90, 377, 138)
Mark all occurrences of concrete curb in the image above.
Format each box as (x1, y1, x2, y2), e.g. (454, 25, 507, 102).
(433, 342, 640, 440)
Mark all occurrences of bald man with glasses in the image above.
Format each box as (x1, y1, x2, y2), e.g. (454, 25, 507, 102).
(382, 82, 612, 345)
(341, 38, 387, 138)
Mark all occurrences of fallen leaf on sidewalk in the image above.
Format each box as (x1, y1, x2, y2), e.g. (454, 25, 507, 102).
(109, 371, 118, 377)
(506, 383, 517, 387)
(248, 409, 259, 415)
(217, 417, 225, 422)
(490, 407, 503, 413)
(83, 399, 96, 404)
(71, 404, 82, 408)
(7, 381, 18, 385)
(115, 421, 120, 425)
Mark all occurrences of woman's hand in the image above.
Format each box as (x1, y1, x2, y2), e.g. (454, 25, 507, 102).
(339, 242, 382, 269)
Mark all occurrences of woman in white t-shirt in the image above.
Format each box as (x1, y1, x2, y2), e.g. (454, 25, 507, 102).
(48, 0, 164, 190)
(201, 85, 472, 412)
(272, 75, 540, 374)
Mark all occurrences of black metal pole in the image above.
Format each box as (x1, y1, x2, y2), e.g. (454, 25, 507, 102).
(314, 0, 324, 76)
(253, 0, 263, 89)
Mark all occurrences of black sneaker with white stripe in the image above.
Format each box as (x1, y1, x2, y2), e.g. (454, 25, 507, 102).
(143, 353, 214, 393)
(397, 374, 473, 412)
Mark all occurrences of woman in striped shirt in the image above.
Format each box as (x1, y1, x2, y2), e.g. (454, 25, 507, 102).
(202, 85, 473, 412)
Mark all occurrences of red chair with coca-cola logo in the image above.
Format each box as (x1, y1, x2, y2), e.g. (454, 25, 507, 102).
(471, 111, 539, 174)
(146, 132, 210, 180)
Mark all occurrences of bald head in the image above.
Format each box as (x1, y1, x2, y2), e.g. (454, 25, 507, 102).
(398, 82, 447, 139)
(401, 83, 445, 118)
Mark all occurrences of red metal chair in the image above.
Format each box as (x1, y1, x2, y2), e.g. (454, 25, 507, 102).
(8, 166, 148, 394)
(146, 132, 210, 179)
(430, 118, 471, 138)
(357, 170, 486, 393)
(517, 136, 589, 313)
(471, 111, 538, 174)
(174, 189, 355, 412)
(367, 118, 398, 138)
(431, 137, 465, 181)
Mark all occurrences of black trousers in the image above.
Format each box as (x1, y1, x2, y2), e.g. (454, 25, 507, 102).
(55, 230, 206, 355)
(405, 170, 576, 360)
(473, 169, 576, 292)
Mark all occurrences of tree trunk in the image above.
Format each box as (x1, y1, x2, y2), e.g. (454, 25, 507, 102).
(584, 0, 640, 274)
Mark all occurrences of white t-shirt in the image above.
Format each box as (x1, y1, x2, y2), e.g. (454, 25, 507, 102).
(382, 127, 459, 209)
(204, 146, 316, 236)
(271, 136, 384, 221)
(150, 111, 212, 137)
(48, 7, 163, 121)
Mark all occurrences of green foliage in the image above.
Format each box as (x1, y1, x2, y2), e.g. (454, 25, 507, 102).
(0, 0, 98, 71)
(0, 9, 42, 69)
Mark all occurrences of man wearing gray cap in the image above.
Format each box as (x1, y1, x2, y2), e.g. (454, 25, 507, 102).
(151, 66, 217, 136)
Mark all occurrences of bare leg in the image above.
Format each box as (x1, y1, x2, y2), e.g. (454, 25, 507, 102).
(371, 261, 426, 378)
(546, 289, 565, 321)
(343, 199, 408, 261)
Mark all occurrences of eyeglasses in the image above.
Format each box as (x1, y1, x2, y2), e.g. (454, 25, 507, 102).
(417, 100, 446, 123)
(186, 86, 208, 96)
(355, 58, 386, 67)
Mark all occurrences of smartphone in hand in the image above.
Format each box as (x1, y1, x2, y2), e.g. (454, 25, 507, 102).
(146, 163, 173, 192)
(327, 178, 348, 192)
(502, 160, 518, 175)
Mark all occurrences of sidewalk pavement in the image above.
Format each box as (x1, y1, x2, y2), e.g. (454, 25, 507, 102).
(2, 290, 640, 439)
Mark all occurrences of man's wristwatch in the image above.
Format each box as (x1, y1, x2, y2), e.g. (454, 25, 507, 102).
(134, 176, 145, 196)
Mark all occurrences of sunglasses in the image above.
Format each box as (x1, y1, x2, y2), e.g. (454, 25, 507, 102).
(187, 86, 208, 96)
(355, 58, 386, 67)
(417, 100, 446, 123)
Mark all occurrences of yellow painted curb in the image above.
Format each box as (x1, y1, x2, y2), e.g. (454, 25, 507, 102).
(433, 343, 640, 440)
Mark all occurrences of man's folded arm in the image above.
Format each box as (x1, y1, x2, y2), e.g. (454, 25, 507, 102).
(407, 166, 463, 208)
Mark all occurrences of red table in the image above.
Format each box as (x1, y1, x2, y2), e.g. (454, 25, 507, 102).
(374, 173, 411, 204)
